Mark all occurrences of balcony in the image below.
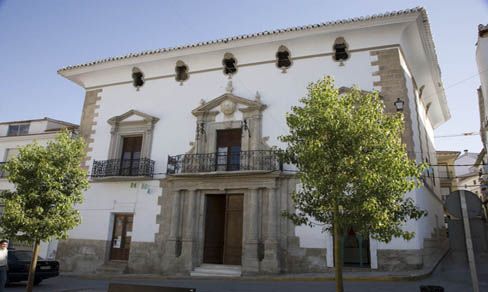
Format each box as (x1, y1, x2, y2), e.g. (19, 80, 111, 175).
(166, 150, 282, 175)
(91, 158, 155, 178)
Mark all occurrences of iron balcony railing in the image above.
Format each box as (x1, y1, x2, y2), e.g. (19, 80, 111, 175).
(166, 150, 283, 174)
(91, 158, 155, 178)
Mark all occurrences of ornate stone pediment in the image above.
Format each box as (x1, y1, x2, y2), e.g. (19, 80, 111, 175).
(108, 109, 159, 126)
(192, 93, 266, 118)
(190, 91, 268, 154)
(106, 110, 159, 160)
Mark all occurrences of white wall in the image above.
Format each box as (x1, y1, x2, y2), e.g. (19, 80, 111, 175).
(69, 180, 161, 242)
(28, 120, 48, 134)
(477, 30, 488, 122)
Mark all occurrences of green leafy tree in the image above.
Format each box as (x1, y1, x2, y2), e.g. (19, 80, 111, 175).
(280, 77, 426, 292)
(0, 131, 88, 292)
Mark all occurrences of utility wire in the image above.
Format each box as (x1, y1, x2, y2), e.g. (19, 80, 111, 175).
(435, 132, 480, 138)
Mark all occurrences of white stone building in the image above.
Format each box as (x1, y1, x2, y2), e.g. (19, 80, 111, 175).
(476, 24, 488, 207)
(56, 7, 450, 275)
(0, 117, 79, 259)
(477, 24, 488, 153)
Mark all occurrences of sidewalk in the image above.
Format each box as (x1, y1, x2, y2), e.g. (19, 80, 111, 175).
(62, 249, 448, 283)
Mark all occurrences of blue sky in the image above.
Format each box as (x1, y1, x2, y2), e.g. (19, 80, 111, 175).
(0, 0, 487, 152)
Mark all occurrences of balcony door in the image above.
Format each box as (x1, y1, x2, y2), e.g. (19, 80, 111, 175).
(216, 129, 241, 171)
(120, 136, 142, 176)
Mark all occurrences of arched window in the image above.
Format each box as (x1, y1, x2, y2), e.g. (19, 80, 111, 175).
(132, 67, 144, 90)
(222, 53, 237, 77)
(175, 60, 189, 85)
(276, 45, 292, 73)
(333, 37, 349, 65)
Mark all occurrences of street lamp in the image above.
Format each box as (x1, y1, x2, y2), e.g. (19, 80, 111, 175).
(393, 98, 405, 112)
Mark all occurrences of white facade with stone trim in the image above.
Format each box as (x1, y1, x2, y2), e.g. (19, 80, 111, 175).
(57, 7, 450, 274)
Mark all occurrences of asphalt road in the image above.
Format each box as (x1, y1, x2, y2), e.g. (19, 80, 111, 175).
(5, 252, 488, 292)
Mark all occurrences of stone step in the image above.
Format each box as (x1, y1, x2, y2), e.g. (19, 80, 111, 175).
(191, 264, 242, 277)
(424, 239, 441, 248)
(199, 264, 241, 270)
(96, 261, 128, 274)
(190, 271, 241, 277)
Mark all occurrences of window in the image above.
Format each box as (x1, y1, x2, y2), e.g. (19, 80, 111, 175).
(132, 67, 145, 90)
(276, 45, 292, 73)
(7, 124, 29, 136)
(222, 53, 237, 77)
(175, 60, 189, 85)
(333, 37, 349, 65)
(107, 110, 159, 161)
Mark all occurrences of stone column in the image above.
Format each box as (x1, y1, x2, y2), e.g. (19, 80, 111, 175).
(162, 189, 183, 274)
(166, 190, 182, 256)
(181, 189, 197, 270)
(242, 188, 260, 274)
(262, 187, 280, 273)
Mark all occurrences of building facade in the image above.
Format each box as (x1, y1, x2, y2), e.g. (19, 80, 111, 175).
(436, 151, 460, 202)
(454, 150, 482, 199)
(56, 8, 450, 275)
(0, 117, 78, 259)
(476, 24, 488, 209)
(477, 24, 488, 153)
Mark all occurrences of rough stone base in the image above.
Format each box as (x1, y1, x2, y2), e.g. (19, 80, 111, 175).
(377, 249, 423, 271)
(56, 239, 108, 273)
(128, 242, 161, 274)
(285, 236, 327, 273)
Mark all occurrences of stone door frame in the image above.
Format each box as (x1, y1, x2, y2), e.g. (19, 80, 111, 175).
(160, 172, 287, 275)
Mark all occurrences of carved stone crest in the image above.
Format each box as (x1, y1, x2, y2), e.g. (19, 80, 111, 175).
(220, 99, 236, 116)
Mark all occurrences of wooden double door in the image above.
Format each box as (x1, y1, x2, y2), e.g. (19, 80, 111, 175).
(203, 194, 243, 265)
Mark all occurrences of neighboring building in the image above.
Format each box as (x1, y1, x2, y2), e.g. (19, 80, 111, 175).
(56, 7, 450, 275)
(436, 150, 460, 201)
(454, 150, 479, 177)
(477, 24, 488, 154)
(0, 117, 79, 259)
(476, 24, 488, 210)
(453, 150, 482, 198)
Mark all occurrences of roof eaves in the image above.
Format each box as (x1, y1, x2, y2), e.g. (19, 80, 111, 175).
(416, 8, 451, 124)
(0, 117, 79, 127)
(58, 7, 425, 73)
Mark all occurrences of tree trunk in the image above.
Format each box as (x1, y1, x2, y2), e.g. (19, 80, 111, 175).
(334, 206, 344, 292)
(26, 239, 40, 292)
